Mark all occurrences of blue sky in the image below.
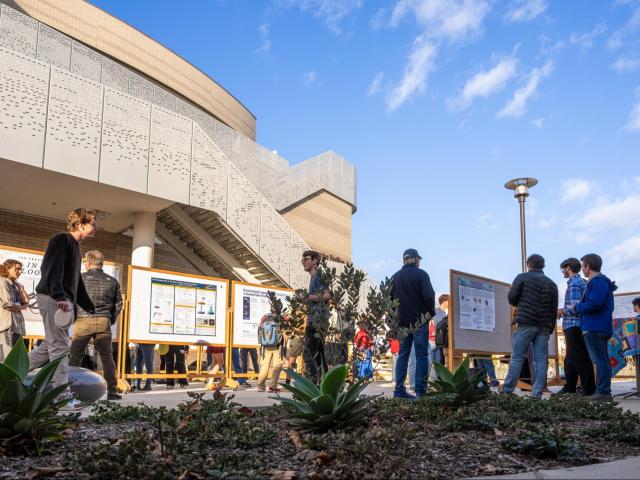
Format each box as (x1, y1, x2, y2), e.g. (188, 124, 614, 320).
(91, 0, 640, 296)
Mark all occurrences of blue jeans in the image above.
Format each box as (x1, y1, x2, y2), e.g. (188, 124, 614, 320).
(408, 345, 416, 388)
(502, 325, 550, 398)
(232, 348, 248, 385)
(474, 358, 498, 383)
(135, 344, 155, 387)
(583, 331, 612, 395)
(395, 323, 429, 396)
(240, 348, 259, 374)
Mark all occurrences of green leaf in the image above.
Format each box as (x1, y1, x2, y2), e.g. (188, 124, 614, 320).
(0, 412, 21, 428)
(30, 358, 63, 394)
(283, 368, 321, 398)
(2, 338, 29, 381)
(13, 417, 33, 434)
(16, 390, 40, 418)
(35, 384, 68, 414)
(319, 364, 347, 400)
(452, 357, 470, 387)
(0, 363, 20, 391)
(433, 362, 453, 383)
(0, 427, 14, 438)
(309, 394, 335, 415)
(279, 383, 314, 403)
(0, 379, 27, 411)
(276, 397, 317, 415)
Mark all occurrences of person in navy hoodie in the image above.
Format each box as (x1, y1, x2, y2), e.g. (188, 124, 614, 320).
(565, 253, 617, 402)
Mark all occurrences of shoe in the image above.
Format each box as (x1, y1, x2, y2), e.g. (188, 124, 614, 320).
(155, 379, 166, 385)
(107, 392, 122, 401)
(141, 384, 152, 392)
(130, 384, 139, 392)
(179, 382, 189, 389)
(166, 384, 175, 389)
(551, 388, 573, 397)
(498, 389, 517, 397)
(257, 386, 266, 392)
(393, 390, 417, 401)
(585, 393, 613, 402)
(268, 386, 281, 393)
(490, 380, 501, 387)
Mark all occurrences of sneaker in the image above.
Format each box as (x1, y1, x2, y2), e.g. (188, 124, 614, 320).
(257, 386, 266, 392)
(166, 384, 175, 390)
(490, 380, 501, 388)
(60, 398, 86, 411)
(268, 386, 281, 393)
(393, 390, 417, 401)
(107, 392, 122, 401)
(141, 384, 152, 392)
(585, 393, 613, 402)
(551, 388, 572, 397)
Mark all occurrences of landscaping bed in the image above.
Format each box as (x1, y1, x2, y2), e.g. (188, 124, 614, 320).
(1, 392, 640, 479)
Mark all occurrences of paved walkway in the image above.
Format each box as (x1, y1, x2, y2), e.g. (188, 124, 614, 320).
(83, 380, 640, 478)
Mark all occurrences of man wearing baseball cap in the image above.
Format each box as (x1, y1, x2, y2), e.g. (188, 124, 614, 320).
(391, 248, 436, 399)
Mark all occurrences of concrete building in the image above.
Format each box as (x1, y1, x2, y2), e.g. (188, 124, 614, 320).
(0, 0, 359, 292)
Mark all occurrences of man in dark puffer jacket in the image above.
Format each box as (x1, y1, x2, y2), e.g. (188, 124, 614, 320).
(501, 254, 558, 399)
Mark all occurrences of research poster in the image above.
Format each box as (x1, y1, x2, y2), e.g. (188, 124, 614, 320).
(458, 278, 496, 332)
(0, 245, 120, 338)
(232, 282, 292, 346)
(128, 267, 227, 345)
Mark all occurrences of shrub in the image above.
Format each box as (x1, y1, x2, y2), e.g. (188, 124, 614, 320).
(501, 431, 585, 461)
(427, 357, 490, 409)
(0, 338, 70, 454)
(278, 364, 376, 433)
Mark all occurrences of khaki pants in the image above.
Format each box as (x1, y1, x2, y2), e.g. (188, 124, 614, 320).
(257, 346, 283, 389)
(69, 316, 117, 394)
(28, 294, 70, 390)
(0, 329, 12, 362)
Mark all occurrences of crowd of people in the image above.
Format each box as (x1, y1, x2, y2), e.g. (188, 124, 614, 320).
(1, 207, 638, 407)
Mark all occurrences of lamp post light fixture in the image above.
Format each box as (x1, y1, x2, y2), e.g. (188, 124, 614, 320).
(504, 177, 538, 273)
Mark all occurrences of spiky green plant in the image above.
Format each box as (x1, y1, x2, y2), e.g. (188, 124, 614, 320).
(276, 364, 376, 433)
(0, 338, 70, 454)
(429, 357, 490, 409)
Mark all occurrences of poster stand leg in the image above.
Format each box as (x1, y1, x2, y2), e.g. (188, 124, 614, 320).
(117, 300, 131, 393)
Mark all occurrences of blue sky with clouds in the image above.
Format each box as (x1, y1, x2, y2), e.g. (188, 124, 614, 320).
(91, 0, 640, 296)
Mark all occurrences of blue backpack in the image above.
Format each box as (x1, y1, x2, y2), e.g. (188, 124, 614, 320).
(258, 315, 283, 347)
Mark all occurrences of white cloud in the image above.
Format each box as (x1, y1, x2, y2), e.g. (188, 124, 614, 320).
(607, 237, 640, 290)
(561, 178, 591, 202)
(607, 3, 640, 51)
(256, 23, 271, 53)
(576, 195, 640, 231)
(391, 0, 490, 42)
(475, 212, 500, 230)
(612, 57, 640, 72)
(607, 237, 640, 266)
(532, 117, 544, 128)
(385, 0, 490, 110)
(569, 24, 606, 50)
(367, 71, 385, 96)
(448, 56, 518, 110)
(279, 0, 363, 34)
(624, 88, 640, 132)
(386, 35, 437, 110)
(302, 70, 318, 85)
(505, 0, 547, 23)
(497, 60, 553, 118)
(537, 215, 556, 228)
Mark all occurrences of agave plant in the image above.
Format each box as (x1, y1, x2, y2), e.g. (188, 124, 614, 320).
(277, 364, 376, 433)
(429, 356, 490, 409)
(0, 338, 70, 453)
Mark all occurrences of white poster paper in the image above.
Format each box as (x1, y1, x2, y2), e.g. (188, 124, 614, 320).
(0, 246, 120, 337)
(459, 278, 496, 332)
(232, 283, 292, 346)
(128, 267, 227, 345)
(613, 294, 638, 320)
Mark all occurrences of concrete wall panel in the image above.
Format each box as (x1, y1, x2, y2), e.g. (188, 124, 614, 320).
(100, 56, 128, 93)
(260, 199, 291, 282)
(36, 23, 70, 69)
(0, 48, 48, 167)
(70, 40, 101, 82)
(190, 123, 228, 216)
(0, 4, 37, 57)
(147, 106, 191, 203)
(44, 67, 102, 180)
(227, 163, 260, 252)
(99, 87, 150, 193)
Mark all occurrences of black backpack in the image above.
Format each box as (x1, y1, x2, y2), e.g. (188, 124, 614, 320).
(435, 316, 448, 348)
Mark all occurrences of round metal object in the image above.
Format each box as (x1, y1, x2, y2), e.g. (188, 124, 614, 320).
(26, 366, 107, 403)
(504, 177, 538, 191)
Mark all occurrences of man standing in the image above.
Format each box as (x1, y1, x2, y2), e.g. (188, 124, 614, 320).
(392, 248, 435, 399)
(29, 208, 96, 407)
(69, 250, 122, 401)
(501, 254, 558, 399)
(301, 250, 330, 383)
(565, 254, 617, 402)
(555, 257, 594, 396)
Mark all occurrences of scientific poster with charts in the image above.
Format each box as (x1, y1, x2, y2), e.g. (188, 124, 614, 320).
(0, 245, 120, 338)
(128, 266, 227, 345)
(232, 282, 292, 346)
(459, 278, 496, 332)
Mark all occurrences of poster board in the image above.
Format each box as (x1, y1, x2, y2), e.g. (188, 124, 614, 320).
(231, 281, 293, 347)
(0, 244, 121, 338)
(609, 291, 640, 375)
(127, 265, 228, 345)
(449, 270, 558, 357)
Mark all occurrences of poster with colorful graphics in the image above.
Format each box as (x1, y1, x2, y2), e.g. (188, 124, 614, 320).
(0, 245, 120, 338)
(231, 282, 292, 346)
(612, 293, 640, 358)
(128, 266, 227, 345)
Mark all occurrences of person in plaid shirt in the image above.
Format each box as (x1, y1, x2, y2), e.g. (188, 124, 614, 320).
(555, 257, 595, 396)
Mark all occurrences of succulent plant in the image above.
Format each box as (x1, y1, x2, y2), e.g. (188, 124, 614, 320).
(0, 338, 69, 453)
(428, 357, 490, 409)
(277, 364, 376, 433)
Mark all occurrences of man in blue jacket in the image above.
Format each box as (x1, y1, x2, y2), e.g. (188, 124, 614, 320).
(565, 253, 617, 402)
(391, 248, 435, 400)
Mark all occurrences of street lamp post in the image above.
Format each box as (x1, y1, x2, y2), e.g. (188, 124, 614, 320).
(504, 177, 538, 273)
